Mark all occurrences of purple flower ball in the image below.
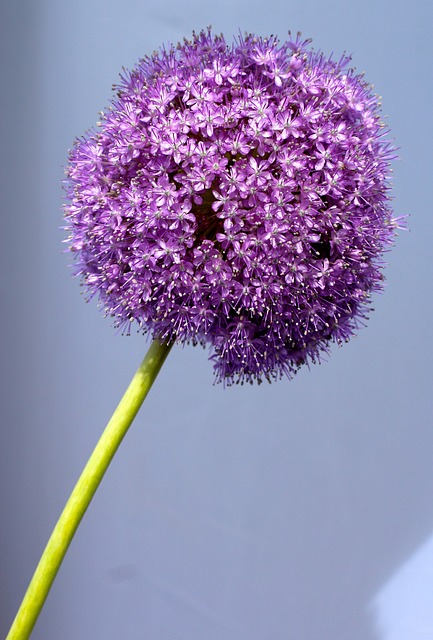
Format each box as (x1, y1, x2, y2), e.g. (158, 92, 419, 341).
(64, 29, 397, 384)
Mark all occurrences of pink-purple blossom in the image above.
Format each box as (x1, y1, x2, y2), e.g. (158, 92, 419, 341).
(64, 29, 398, 384)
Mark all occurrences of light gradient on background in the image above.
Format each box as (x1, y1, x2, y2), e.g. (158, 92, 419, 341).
(0, 1, 432, 639)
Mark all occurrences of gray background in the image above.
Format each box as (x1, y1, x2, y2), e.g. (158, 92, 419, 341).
(1, 1, 432, 638)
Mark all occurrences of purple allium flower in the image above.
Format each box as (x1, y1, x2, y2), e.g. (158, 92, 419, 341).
(64, 29, 398, 384)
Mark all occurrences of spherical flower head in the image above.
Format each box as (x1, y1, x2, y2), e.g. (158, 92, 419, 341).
(64, 29, 398, 385)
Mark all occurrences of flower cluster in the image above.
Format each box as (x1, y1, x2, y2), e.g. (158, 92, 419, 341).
(64, 29, 397, 384)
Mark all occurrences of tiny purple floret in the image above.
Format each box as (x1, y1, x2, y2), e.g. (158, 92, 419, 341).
(64, 29, 398, 384)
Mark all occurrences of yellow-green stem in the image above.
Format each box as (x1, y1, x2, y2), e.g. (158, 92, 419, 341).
(6, 339, 173, 640)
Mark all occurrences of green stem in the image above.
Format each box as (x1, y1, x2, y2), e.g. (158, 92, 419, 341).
(6, 339, 173, 640)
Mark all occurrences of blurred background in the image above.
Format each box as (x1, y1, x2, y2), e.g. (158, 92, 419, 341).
(1, 1, 432, 638)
